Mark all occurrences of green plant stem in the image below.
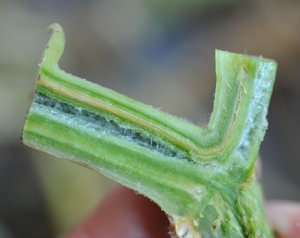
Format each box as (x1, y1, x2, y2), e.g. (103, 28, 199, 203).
(22, 23, 277, 238)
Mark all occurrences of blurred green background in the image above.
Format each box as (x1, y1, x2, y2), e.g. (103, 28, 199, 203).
(1, 0, 300, 237)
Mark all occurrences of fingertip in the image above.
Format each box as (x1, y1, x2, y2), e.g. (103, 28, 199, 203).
(266, 201, 300, 238)
(65, 186, 169, 238)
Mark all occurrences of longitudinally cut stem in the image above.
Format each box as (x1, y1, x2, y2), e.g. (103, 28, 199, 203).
(22, 23, 277, 237)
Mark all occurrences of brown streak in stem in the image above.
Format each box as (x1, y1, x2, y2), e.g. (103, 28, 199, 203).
(37, 72, 247, 161)
(37, 77, 195, 153)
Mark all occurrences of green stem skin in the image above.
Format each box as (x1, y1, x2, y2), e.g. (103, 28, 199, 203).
(22, 24, 277, 238)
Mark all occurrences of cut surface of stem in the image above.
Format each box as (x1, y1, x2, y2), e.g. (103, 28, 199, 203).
(22, 23, 277, 238)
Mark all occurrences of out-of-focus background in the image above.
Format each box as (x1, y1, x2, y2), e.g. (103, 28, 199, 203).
(1, 0, 300, 237)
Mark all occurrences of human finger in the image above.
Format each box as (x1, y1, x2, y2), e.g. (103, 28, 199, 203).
(266, 201, 300, 238)
(65, 185, 169, 238)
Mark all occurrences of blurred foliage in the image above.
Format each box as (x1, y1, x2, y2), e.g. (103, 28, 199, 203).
(33, 152, 114, 234)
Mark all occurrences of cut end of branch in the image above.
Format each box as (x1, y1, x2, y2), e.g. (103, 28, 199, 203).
(168, 216, 201, 238)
